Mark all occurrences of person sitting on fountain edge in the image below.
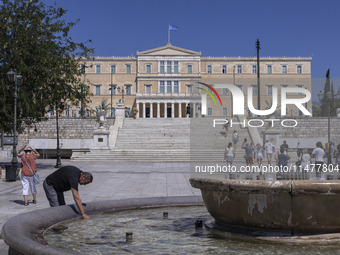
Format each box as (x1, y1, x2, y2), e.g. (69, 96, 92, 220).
(43, 165, 93, 219)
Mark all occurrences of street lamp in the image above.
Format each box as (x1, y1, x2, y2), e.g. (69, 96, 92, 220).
(117, 86, 125, 103)
(7, 69, 23, 180)
(317, 90, 340, 165)
(55, 101, 62, 168)
(109, 85, 115, 117)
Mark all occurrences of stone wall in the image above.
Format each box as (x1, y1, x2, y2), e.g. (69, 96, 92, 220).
(17, 117, 114, 149)
(257, 117, 340, 148)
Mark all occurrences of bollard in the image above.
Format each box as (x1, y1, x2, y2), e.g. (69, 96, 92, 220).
(195, 219, 203, 228)
(126, 232, 133, 242)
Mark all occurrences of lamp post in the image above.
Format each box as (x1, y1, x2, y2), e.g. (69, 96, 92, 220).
(256, 39, 261, 111)
(55, 101, 62, 168)
(109, 85, 115, 117)
(7, 69, 23, 179)
(317, 90, 340, 165)
(117, 86, 125, 103)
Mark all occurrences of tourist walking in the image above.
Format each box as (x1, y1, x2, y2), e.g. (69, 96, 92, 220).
(312, 142, 325, 172)
(17, 144, 40, 206)
(336, 144, 340, 167)
(232, 131, 238, 147)
(280, 140, 289, 152)
(224, 142, 235, 167)
(299, 148, 311, 171)
(242, 139, 254, 166)
(264, 140, 275, 166)
(276, 148, 290, 168)
(255, 143, 264, 167)
(43, 165, 93, 219)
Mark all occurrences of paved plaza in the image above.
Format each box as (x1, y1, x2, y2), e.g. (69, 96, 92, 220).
(0, 159, 201, 255)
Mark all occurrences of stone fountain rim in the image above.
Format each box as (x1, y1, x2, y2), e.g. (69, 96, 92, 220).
(189, 178, 340, 193)
(2, 196, 203, 255)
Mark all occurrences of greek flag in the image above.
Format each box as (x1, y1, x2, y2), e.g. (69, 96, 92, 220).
(169, 25, 178, 31)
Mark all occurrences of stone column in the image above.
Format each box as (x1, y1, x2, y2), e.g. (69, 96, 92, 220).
(157, 102, 160, 118)
(193, 103, 196, 118)
(136, 103, 140, 118)
(164, 102, 167, 118)
(143, 102, 146, 119)
(150, 102, 153, 118)
(179, 102, 182, 118)
(171, 102, 175, 118)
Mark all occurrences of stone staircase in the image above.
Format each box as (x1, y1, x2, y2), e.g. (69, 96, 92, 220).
(190, 117, 251, 162)
(72, 117, 253, 162)
(72, 118, 190, 162)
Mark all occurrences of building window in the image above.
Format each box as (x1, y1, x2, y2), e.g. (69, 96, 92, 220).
(222, 65, 227, 74)
(111, 108, 116, 117)
(126, 64, 131, 74)
(236, 85, 243, 91)
(159, 81, 165, 93)
(145, 85, 152, 94)
(187, 64, 192, 74)
(109, 85, 116, 95)
(110, 65, 116, 74)
(267, 65, 272, 74)
(207, 65, 212, 74)
(267, 85, 273, 95)
(166, 81, 172, 93)
(223, 108, 228, 116)
(80, 64, 86, 74)
(95, 85, 101, 95)
(167, 61, 172, 73)
(160, 61, 165, 73)
(186, 85, 193, 94)
(125, 85, 131, 95)
(65, 108, 70, 116)
(282, 65, 287, 74)
(174, 61, 179, 73)
(222, 88, 229, 95)
(207, 108, 213, 116)
(297, 85, 303, 95)
(174, 81, 179, 93)
(146, 64, 151, 74)
(95, 65, 101, 74)
(252, 65, 257, 74)
(252, 85, 258, 95)
(297, 65, 302, 74)
(237, 65, 242, 74)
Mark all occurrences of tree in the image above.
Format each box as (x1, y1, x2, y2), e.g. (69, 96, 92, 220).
(0, 0, 93, 133)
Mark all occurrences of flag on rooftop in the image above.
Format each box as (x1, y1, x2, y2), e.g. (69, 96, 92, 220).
(169, 25, 178, 31)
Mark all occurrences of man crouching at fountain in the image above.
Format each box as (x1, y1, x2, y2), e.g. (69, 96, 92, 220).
(43, 165, 93, 219)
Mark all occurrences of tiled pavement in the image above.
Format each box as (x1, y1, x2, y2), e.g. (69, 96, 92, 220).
(0, 159, 201, 255)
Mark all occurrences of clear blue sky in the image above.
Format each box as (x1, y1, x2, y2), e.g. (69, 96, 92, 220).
(55, 0, 340, 93)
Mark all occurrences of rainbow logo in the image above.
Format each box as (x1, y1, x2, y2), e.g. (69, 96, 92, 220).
(197, 82, 223, 106)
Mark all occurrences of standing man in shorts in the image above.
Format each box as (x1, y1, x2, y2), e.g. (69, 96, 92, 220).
(264, 140, 275, 166)
(43, 165, 93, 219)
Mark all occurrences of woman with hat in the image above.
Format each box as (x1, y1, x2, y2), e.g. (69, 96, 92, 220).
(17, 144, 40, 206)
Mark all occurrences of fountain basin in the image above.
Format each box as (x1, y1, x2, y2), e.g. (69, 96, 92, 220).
(2, 196, 203, 255)
(190, 178, 340, 235)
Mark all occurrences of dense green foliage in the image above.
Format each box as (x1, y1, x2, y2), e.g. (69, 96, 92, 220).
(0, 0, 93, 133)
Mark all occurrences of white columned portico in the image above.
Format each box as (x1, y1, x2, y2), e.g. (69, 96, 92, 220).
(171, 103, 174, 118)
(150, 102, 153, 118)
(193, 103, 196, 118)
(164, 102, 167, 118)
(157, 102, 160, 118)
(143, 102, 146, 118)
(178, 103, 182, 118)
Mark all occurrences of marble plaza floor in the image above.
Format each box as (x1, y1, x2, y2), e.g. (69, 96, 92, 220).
(0, 159, 201, 255)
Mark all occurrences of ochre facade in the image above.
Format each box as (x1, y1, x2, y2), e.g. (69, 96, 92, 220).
(81, 43, 312, 118)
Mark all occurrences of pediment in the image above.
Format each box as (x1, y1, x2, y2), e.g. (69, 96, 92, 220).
(137, 44, 201, 56)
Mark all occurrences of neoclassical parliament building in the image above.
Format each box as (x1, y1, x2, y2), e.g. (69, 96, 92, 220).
(82, 43, 312, 118)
